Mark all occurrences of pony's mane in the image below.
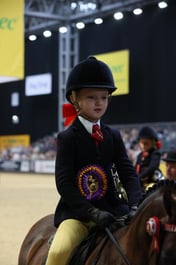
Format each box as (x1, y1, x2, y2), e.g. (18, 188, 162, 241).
(141, 179, 176, 203)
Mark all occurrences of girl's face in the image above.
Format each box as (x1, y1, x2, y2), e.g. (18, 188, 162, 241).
(75, 88, 109, 122)
(139, 138, 156, 152)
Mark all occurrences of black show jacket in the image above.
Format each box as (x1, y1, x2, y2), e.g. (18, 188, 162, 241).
(54, 118, 142, 227)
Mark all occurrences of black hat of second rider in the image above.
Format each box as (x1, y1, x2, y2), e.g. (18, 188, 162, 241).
(162, 149, 176, 163)
(66, 56, 117, 102)
(137, 126, 158, 141)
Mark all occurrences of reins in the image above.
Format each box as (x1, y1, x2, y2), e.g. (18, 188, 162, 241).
(105, 227, 131, 265)
(92, 227, 131, 265)
(92, 234, 109, 265)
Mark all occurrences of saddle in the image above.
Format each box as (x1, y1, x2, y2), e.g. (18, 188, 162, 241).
(69, 218, 127, 265)
(69, 228, 106, 265)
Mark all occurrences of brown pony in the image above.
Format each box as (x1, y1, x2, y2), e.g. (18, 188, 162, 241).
(18, 180, 176, 265)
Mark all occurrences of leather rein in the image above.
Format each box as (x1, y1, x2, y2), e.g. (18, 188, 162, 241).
(105, 227, 131, 265)
(92, 226, 131, 265)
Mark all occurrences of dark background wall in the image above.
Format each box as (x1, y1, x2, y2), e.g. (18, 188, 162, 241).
(79, 0, 176, 124)
(0, 0, 175, 142)
(0, 32, 59, 141)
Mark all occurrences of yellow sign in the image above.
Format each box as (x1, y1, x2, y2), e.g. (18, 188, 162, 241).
(0, 0, 24, 83)
(95, 50, 129, 96)
(160, 161, 166, 178)
(0, 135, 30, 150)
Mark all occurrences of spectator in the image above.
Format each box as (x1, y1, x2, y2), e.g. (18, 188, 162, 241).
(162, 149, 176, 180)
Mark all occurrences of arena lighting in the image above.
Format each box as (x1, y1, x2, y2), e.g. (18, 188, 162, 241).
(76, 21, 85, 29)
(113, 11, 124, 20)
(70, 1, 96, 11)
(59, 26, 68, 33)
(28, 34, 37, 41)
(158, 1, 168, 8)
(94, 18, 103, 25)
(133, 7, 143, 15)
(71, 2, 77, 10)
(43, 30, 52, 37)
(12, 115, 19, 124)
(26, 1, 168, 38)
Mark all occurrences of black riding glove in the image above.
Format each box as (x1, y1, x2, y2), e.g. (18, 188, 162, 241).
(88, 208, 116, 228)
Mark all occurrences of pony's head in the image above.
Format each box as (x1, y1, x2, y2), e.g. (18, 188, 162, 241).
(123, 180, 176, 265)
(143, 180, 176, 265)
(157, 181, 176, 265)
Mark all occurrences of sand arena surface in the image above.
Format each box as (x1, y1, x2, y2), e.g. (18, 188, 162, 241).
(0, 172, 59, 265)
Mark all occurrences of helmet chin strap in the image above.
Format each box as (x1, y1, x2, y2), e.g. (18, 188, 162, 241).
(70, 91, 80, 112)
(70, 91, 85, 119)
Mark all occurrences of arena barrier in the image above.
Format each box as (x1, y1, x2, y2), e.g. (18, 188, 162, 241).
(0, 160, 55, 174)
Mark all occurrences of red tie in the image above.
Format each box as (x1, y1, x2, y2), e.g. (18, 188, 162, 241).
(92, 124, 103, 145)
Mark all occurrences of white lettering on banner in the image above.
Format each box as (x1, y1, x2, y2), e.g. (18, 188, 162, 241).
(34, 160, 55, 174)
(25, 73, 52, 96)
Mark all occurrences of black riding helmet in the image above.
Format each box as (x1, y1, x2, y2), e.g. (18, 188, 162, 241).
(66, 56, 117, 102)
(138, 126, 158, 141)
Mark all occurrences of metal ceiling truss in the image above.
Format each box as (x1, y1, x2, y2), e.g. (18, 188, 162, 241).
(25, 0, 160, 35)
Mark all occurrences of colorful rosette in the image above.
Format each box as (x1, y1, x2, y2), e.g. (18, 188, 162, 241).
(77, 164, 108, 200)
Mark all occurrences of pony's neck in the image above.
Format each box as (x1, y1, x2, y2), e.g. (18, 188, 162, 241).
(115, 192, 164, 265)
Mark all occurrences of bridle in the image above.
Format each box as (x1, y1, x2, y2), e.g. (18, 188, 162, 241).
(92, 215, 176, 265)
(103, 217, 176, 265)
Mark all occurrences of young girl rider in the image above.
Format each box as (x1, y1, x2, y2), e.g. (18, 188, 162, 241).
(46, 56, 142, 265)
(135, 126, 162, 192)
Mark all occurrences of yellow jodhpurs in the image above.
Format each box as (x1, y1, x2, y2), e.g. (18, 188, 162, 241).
(45, 219, 90, 265)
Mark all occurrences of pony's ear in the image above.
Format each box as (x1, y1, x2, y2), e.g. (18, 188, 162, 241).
(163, 188, 176, 220)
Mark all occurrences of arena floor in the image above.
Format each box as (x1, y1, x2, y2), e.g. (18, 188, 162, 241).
(0, 172, 59, 265)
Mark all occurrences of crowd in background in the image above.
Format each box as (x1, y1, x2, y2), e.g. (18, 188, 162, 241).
(1, 123, 176, 166)
(0, 133, 57, 162)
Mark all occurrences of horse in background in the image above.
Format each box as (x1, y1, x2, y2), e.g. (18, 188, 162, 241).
(18, 180, 176, 265)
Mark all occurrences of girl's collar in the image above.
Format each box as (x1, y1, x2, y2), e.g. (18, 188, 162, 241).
(78, 116, 100, 134)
